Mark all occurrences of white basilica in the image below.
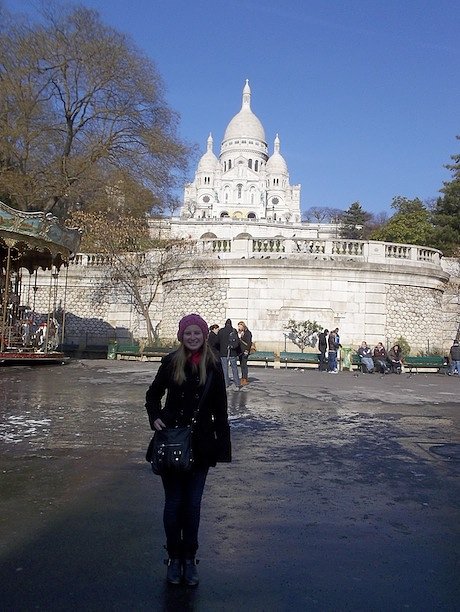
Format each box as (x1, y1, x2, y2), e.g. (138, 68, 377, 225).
(181, 80, 301, 223)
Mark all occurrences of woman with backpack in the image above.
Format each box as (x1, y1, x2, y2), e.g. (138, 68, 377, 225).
(217, 318, 241, 389)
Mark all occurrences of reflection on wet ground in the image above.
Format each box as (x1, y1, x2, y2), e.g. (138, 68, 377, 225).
(1, 361, 459, 611)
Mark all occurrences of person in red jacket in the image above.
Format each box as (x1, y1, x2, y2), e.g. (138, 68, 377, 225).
(145, 314, 231, 586)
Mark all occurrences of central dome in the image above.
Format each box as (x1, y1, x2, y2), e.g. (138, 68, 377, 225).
(223, 80, 266, 143)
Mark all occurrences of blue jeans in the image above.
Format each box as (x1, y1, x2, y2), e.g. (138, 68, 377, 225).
(239, 353, 249, 379)
(161, 467, 209, 558)
(450, 360, 460, 374)
(328, 350, 337, 371)
(220, 356, 240, 387)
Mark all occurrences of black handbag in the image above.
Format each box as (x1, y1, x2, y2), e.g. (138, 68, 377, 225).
(147, 425, 193, 475)
(146, 370, 213, 475)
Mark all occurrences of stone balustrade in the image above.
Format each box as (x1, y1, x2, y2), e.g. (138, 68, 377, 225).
(197, 237, 442, 267)
(69, 238, 442, 270)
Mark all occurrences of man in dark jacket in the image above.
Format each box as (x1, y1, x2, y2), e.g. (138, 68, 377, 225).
(449, 340, 460, 375)
(217, 319, 241, 389)
(317, 328, 328, 371)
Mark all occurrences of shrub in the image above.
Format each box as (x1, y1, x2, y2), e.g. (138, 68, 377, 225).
(394, 336, 411, 356)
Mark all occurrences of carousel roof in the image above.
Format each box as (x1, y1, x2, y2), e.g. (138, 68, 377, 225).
(0, 201, 81, 272)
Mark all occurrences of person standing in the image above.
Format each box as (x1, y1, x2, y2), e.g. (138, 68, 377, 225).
(145, 314, 231, 586)
(207, 323, 220, 357)
(327, 329, 339, 373)
(318, 328, 328, 371)
(217, 318, 241, 389)
(237, 320, 252, 385)
(448, 340, 460, 375)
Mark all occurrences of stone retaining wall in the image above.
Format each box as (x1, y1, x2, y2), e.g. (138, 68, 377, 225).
(25, 246, 457, 353)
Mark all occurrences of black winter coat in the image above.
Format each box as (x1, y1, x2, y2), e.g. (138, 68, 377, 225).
(145, 352, 231, 468)
(238, 329, 252, 356)
(217, 324, 240, 358)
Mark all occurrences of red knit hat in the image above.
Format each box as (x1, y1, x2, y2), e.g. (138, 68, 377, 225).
(177, 314, 209, 342)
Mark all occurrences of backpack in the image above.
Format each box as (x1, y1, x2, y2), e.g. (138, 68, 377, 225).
(227, 329, 240, 350)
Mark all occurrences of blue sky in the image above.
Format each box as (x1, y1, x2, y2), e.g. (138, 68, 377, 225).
(5, 0, 459, 215)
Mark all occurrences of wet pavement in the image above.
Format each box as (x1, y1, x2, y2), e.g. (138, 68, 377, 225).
(0, 360, 459, 611)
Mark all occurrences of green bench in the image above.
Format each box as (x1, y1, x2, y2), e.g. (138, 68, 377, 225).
(142, 346, 175, 357)
(113, 342, 140, 359)
(404, 355, 447, 373)
(113, 344, 176, 360)
(280, 351, 320, 369)
(247, 351, 275, 367)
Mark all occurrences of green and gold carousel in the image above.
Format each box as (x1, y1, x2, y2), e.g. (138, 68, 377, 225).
(0, 201, 81, 365)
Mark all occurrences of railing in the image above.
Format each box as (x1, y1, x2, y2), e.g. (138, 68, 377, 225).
(293, 240, 325, 254)
(252, 239, 285, 253)
(385, 244, 410, 259)
(69, 240, 442, 268)
(331, 241, 364, 256)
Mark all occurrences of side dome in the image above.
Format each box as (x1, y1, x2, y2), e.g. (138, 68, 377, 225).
(197, 134, 219, 172)
(266, 134, 288, 174)
(223, 80, 266, 142)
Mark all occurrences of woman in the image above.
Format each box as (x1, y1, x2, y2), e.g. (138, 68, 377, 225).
(357, 341, 374, 373)
(373, 342, 390, 373)
(145, 314, 231, 586)
(207, 323, 220, 356)
(388, 344, 403, 373)
(237, 320, 252, 386)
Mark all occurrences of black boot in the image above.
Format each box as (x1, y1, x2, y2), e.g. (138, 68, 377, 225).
(165, 558, 182, 585)
(183, 558, 199, 586)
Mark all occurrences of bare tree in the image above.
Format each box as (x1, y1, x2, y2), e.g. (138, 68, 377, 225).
(72, 211, 210, 345)
(0, 4, 190, 218)
(302, 206, 343, 223)
(284, 319, 323, 352)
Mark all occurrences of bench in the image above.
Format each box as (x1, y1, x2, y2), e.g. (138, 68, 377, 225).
(113, 343, 141, 359)
(247, 351, 275, 367)
(404, 355, 447, 373)
(112, 343, 177, 361)
(280, 351, 320, 369)
(141, 347, 176, 361)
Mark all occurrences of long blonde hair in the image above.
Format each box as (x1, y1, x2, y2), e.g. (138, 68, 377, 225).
(171, 341, 217, 385)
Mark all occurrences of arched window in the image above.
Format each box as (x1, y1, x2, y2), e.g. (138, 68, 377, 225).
(237, 184, 242, 199)
(255, 160, 259, 171)
(228, 159, 232, 169)
(248, 159, 252, 169)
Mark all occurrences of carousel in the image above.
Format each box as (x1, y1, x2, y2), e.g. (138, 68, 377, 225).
(0, 201, 81, 365)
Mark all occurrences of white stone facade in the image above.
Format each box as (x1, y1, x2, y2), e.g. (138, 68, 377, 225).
(181, 81, 301, 223)
(28, 239, 458, 355)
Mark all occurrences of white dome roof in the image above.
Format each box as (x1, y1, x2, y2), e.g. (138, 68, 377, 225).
(266, 134, 288, 174)
(197, 134, 219, 172)
(223, 80, 266, 143)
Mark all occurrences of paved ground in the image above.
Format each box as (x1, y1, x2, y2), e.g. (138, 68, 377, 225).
(0, 360, 459, 611)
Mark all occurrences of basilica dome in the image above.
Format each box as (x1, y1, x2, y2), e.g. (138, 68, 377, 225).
(266, 134, 288, 174)
(222, 80, 266, 143)
(197, 134, 219, 172)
